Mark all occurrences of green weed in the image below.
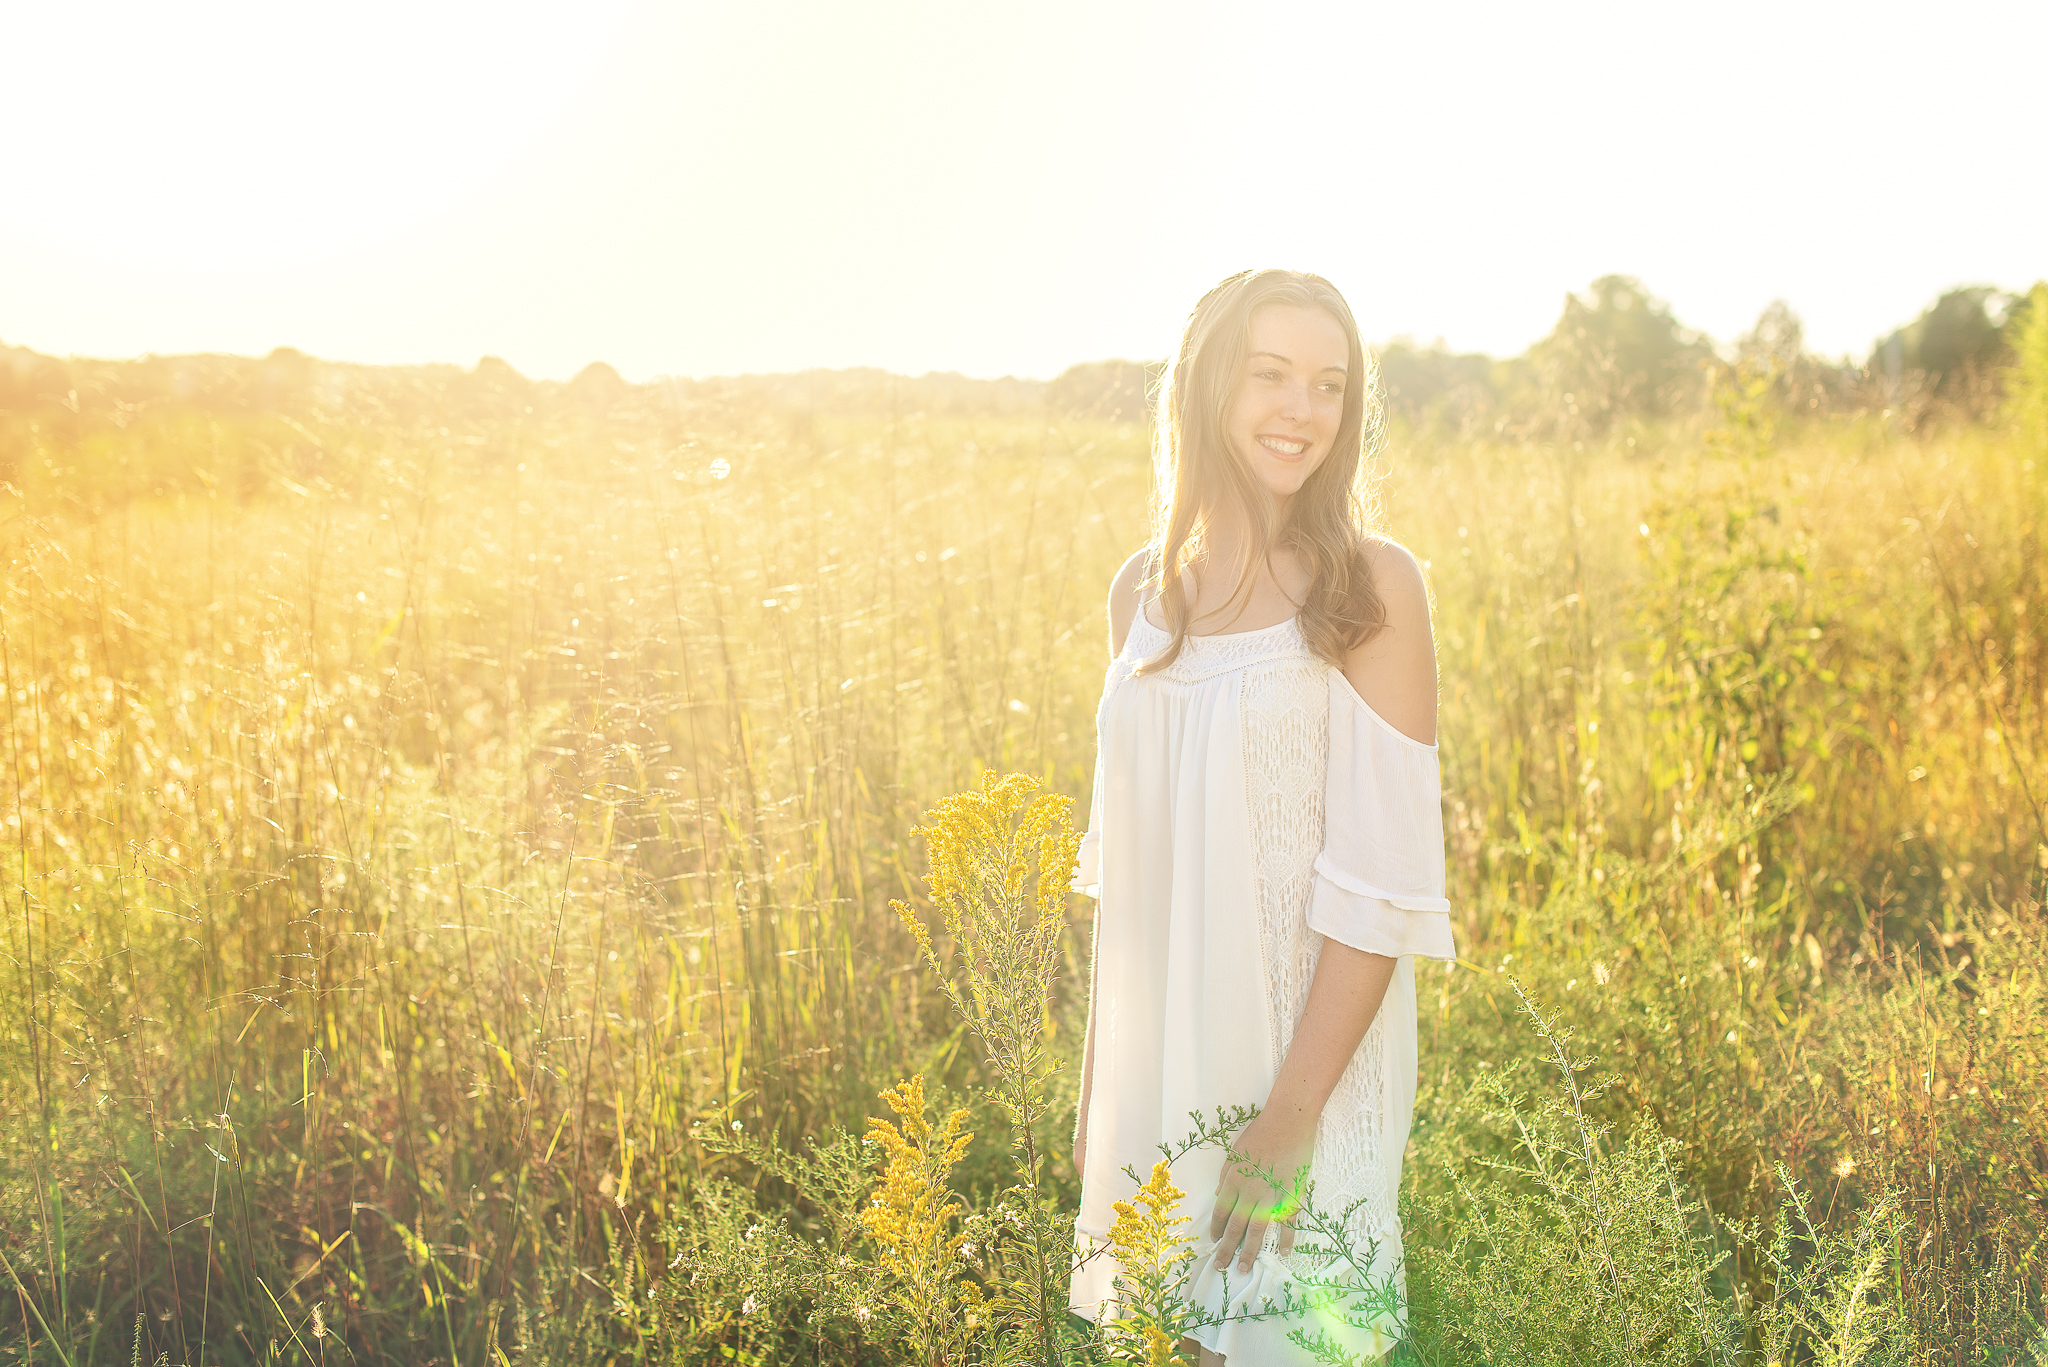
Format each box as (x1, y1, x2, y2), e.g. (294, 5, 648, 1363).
(0, 382, 2041, 1363)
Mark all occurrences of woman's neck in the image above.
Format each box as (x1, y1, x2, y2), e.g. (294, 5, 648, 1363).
(1197, 497, 1289, 567)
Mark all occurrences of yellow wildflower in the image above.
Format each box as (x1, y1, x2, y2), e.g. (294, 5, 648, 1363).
(1102, 1161, 1197, 1366)
(1106, 1160, 1194, 1283)
(862, 1075, 979, 1364)
(887, 773, 1088, 1362)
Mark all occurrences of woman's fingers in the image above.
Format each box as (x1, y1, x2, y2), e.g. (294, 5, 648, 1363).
(1211, 1192, 1253, 1270)
(1210, 1143, 1306, 1272)
(1210, 1176, 1284, 1273)
(1207, 1118, 1312, 1274)
(1232, 1211, 1270, 1272)
(1208, 1177, 1230, 1240)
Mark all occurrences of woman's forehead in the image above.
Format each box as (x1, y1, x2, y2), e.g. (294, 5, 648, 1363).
(1247, 304, 1349, 367)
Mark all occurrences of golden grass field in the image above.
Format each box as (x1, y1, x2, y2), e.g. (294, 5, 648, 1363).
(2, 374, 2045, 1363)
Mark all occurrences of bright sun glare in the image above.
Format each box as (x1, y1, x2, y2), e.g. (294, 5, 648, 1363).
(4, 0, 2044, 379)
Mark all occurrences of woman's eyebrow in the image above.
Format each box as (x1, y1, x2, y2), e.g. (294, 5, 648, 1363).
(1248, 350, 1346, 373)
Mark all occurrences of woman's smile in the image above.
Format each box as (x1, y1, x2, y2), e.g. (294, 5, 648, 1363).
(1227, 302, 1349, 503)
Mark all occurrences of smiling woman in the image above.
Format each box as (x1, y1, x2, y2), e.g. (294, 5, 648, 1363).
(1067, 269, 1452, 1365)
(1227, 306, 1351, 502)
(1141, 270, 1394, 678)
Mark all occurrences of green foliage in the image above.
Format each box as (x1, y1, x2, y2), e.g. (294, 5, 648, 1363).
(2004, 282, 2048, 458)
(2, 375, 2043, 1364)
(1410, 983, 1740, 1367)
(1527, 275, 1712, 433)
(1375, 343, 1499, 434)
(1048, 360, 1158, 424)
(1874, 287, 2019, 407)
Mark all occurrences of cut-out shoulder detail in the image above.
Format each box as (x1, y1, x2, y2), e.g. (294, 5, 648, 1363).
(1331, 670, 1438, 752)
(1341, 537, 1436, 744)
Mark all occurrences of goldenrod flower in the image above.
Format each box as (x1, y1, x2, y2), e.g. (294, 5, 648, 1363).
(888, 773, 1086, 1365)
(1107, 1160, 1194, 1278)
(861, 1075, 978, 1365)
(1102, 1161, 1197, 1366)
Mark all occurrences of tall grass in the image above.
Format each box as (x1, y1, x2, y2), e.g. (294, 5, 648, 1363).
(1, 384, 2043, 1363)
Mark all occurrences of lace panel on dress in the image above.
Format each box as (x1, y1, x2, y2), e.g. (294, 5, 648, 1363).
(1232, 626, 1397, 1261)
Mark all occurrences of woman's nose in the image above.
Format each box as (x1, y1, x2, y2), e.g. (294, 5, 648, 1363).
(1279, 382, 1310, 421)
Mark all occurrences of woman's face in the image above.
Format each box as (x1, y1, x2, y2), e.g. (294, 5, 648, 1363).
(1224, 303, 1350, 508)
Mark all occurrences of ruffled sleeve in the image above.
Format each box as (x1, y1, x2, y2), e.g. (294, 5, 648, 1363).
(1308, 672, 1456, 961)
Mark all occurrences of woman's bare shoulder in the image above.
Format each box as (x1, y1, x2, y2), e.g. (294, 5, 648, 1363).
(1361, 537, 1430, 615)
(1107, 547, 1152, 658)
(1341, 537, 1437, 743)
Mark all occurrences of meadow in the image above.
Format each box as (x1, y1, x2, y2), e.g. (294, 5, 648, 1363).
(2, 349, 2045, 1365)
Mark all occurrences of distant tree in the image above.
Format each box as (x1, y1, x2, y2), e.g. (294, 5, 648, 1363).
(1737, 300, 1804, 373)
(2003, 282, 2048, 457)
(258, 346, 319, 412)
(1374, 341, 1497, 431)
(0, 344, 68, 482)
(0, 343, 72, 411)
(1872, 286, 2017, 409)
(475, 355, 530, 389)
(1047, 359, 1158, 424)
(1734, 300, 1857, 415)
(569, 360, 627, 396)
(564, 360, 631, 418)
(1528, 275, 1709, 431)
(453, 355, 536, 422)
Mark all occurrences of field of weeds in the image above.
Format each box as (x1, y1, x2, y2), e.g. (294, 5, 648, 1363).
(2, 366, 2045, 1363)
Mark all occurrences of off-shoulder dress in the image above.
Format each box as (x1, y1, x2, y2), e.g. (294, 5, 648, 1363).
(1067, 603, 1456, 1363)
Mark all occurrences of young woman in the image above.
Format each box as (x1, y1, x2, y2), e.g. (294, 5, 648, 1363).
(1067, 269, 1456, 1364)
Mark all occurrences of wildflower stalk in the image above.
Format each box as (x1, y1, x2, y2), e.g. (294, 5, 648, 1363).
(1103, 1160, 1198, 1367)
(892, 771, 1081, 1367)
(861, 1075, 981, 1367)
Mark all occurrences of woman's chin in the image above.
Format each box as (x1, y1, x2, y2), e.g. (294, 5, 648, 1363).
(1256, 473, 1310, 504)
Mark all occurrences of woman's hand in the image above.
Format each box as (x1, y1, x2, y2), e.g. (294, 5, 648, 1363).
(1206, 942, 1396, 1275)
(1208, 1109, 1317, 1273)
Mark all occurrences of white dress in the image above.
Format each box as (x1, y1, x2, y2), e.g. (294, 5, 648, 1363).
(1068, 604, 1456, 1363)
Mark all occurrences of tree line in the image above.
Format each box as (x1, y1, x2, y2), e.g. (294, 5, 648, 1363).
(1049, 277, 2039, 435)
(1, 275, 2037, 501)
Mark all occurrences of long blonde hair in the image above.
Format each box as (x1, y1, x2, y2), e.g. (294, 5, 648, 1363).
(1140, 268, 1388, 673)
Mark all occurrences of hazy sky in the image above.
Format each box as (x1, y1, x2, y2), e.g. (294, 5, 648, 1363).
(5, 1, 2043, 381)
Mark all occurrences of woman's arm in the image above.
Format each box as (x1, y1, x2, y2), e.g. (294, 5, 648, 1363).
(1106, 546, 1150, 658)
(1074, 548, 1155, 1176)
(1208, 540, 1438, 1272)
(1208, 947, 1396, 1271)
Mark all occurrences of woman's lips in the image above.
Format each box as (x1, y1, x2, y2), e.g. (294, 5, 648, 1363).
(1257, 435, 1309, 459)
